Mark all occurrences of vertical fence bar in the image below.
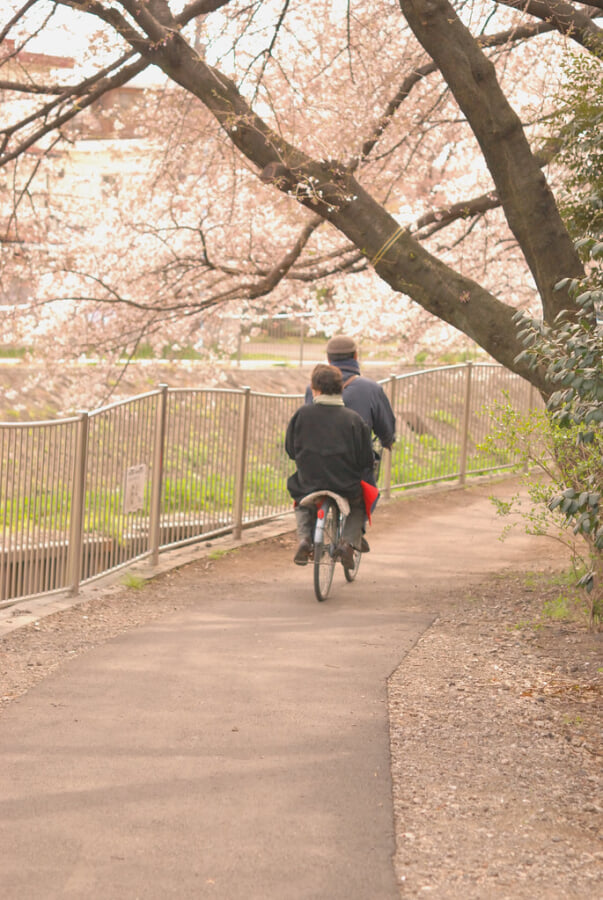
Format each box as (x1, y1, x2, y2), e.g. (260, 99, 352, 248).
(233, 387, 251, 540)
(149, 385, 168, 565)
(459, 362, 473, 485)
(236, 328, 242, 367)
(382, 374, 397, 499)
(66, 412, 89, 596)
(0, 427, 10, 604)
(523, 382, 538, 474)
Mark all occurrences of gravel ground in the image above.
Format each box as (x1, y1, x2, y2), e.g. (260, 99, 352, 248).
(1, 540, 601, 898)
(389, 571, 602, 898)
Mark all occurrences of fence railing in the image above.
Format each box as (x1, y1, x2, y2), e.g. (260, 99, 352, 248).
(0, 363, 539, 607)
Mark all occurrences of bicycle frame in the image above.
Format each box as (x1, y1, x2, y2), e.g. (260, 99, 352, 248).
(299, 491, 361, 601)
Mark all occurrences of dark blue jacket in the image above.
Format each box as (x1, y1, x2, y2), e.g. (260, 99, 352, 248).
(305, 359, 396, 448)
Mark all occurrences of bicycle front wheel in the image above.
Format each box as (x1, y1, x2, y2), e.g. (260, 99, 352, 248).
(343, 546, 361, 582)
(313, 499, 339, 602)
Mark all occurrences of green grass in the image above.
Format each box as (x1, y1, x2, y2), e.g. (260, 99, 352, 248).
(430, 409, 459, 427)
(517, 569, 591, 626)
(208, 547, 237, 561)
(542, 593, 574, 621)
(0, 346, 28, 358)
(121, 572, 147, 589)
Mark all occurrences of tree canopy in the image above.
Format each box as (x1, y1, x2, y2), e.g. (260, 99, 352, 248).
(1, 1, 602, 388)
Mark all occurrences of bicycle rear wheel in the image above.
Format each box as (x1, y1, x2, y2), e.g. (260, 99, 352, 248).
(313, 499, 339, 602)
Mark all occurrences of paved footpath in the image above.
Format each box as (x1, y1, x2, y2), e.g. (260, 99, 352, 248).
(0, 480, 557, 899)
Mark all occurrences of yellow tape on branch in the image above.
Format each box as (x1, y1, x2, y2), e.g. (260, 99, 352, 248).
(371, 224, 406, 267)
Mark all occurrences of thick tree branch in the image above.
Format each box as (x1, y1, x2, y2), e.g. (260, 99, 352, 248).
(177, 0, 234, 22)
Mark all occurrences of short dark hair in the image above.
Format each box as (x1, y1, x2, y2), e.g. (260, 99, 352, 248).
(311, 364, 343, 395)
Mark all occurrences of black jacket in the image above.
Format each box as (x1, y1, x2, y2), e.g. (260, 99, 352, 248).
(285, 402, 374, 501)
(304, 360, 396, 448)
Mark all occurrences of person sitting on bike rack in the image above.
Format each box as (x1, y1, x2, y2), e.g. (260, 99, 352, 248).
(286, 364, 374, 568)
(304, 334, 395, 551)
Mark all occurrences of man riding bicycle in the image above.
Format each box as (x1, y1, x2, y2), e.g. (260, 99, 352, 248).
(304, 335, 395, 552)
(304, 335, 396, 453)
(286, 364, 374, 569)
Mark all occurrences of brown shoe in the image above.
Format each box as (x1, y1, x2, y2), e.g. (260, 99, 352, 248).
(336, 541, 355, 570)
(294, 539, 312, 566)
(360, 536, 370, 553)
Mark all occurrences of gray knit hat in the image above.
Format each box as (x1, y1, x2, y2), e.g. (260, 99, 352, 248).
(326, 335, 357, 358)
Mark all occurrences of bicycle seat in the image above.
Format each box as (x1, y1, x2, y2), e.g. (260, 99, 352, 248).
(299, 491, 350, 517)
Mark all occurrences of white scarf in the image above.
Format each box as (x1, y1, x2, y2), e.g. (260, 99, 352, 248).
(313, 395, 344, 406)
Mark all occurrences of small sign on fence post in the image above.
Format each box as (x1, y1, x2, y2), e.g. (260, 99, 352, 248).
(124, 463, 147, 515)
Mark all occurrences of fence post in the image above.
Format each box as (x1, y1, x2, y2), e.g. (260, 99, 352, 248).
(149, 384, 168, 566)
(67, 412, 89, 596)
(382, 374, 397, 500)
(233, 387, 251, 539)
(236, 327, 242, 367)
(459, 362, 473, 485)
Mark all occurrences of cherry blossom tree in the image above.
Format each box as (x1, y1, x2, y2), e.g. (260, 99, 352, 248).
(1, 0, 602, 391)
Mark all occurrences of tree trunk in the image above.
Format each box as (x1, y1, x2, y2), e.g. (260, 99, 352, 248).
(398, 0, 584, 324)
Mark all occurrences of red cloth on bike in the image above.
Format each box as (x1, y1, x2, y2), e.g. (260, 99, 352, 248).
(360, 480, 379, 525)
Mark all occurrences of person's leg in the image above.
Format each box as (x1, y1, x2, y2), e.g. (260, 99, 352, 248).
(341, 495, 364, 549)
(295, 504, 314, 541)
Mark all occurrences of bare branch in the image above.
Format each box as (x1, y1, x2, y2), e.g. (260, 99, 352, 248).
(251, 0, 292, 98)
(0, 54, 146, 164)
(0, 80, 68, 94)
(356, 19, 557, 169)
(411, 191, 501, 238)
(493, 0, 603, 56)
(57, 0, 149, 49)
(0, 0, 40, 44)
(3, 134, 62, 240)
(247, 213, 322, 298)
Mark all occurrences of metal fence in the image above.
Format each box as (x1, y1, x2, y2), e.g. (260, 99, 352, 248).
(387, 363, 537, 490)
(0, 363, 539, 607)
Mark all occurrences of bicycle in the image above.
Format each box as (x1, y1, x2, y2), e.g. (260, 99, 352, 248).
(299, 491, 361, 602)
